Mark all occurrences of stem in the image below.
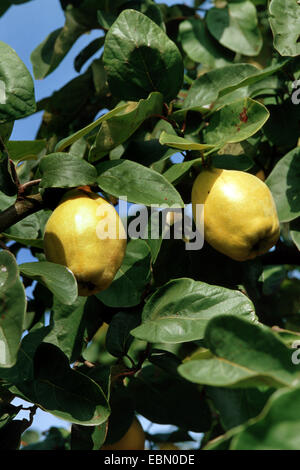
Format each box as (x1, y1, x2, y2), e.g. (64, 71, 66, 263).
(184, 74, 194, 85)
(18, 179, 41, 198)
(125, 354, 136, 368)
(203, 145, 222, 158)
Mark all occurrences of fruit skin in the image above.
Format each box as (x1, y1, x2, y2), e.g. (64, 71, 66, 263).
(101, 417, 145, 450)
(43, 187, 127, 296)
(159, 443, 179, 450)
(191, 168, 280, 262)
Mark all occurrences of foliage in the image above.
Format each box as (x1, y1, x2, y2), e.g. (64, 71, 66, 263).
(0, 0, 300, 451)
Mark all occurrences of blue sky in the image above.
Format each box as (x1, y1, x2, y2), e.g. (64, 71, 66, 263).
(0, 0, 202, 446)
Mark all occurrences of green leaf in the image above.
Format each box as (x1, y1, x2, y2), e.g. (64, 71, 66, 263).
(0, 152, 17, 196)
(97, 239, 151, 308)
(0, 251, 26, 368)
(149, 349, 182, 378)
(207, 387, 274, 431)
(0, 420, 26, 450)
(206, 387, 300, 450)
(103, 9, 184, 102)
(89, 92, 163, 161)
(55, 103, 128, 153)
(211, 152, 253, 172)
(163, 160, 198, 185)
(6, 140, 46, 162)
(179, 315, 300, 389)
(269, 0, 300, 57)
(266, 147, 300, 222)
(30, 11, 87, 79)
(39, 152, 97, 189)
(183, 63, 258, 110)
(262, 100, 300, 149)
(3, 213, 44, 248)
(0, 250, 18, 294)
(203, 98, 270, 146)
(206, 0, 263, 56)
(262, 265, 287, 296)
(131, 278, 256, 344)
(183, 61, 288, 111)
(159, 131, 216, 152)
(98, 0, 165, 31)
(103, 384, 135, 445)
(19, 261, 78, 305)
(0, 322, 51, 384)
(105, 311, 140, 358)
(0, 402, 19, 431)
(0, 1, 10, 18)
(97, 10, 116, 30)
(71, 423, 107, 450)
(43, 296, 103, 363)
(128, 365, 212, 432)
(178, 17, 234, 68)
(11, 342, 110, 426)
(0, 41, 36, 123)
(65, 0, 107, 29)
(74, 36, 105, 73)
(231, 387, 300, 449)
(44, 296, 86, 359)
(96, 159, 184, 206)
(0, 122, 14, 143)
(290, 218, 300, 250)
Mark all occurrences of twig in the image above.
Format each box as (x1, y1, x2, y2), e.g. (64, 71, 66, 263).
(125, 354, 136, 368)
(18, 179, 41, 198)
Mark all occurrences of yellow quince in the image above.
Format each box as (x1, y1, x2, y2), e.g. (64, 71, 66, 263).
(191, 168, 280, 261)
(43, 187, 126, 296)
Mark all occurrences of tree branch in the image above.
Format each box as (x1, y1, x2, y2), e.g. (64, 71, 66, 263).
(0, 193, 44, 234)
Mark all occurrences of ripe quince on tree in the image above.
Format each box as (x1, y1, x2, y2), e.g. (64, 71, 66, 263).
(101, 417, 145, 450)
(191, 168, 280, 262)
(44, 187, 127, 296)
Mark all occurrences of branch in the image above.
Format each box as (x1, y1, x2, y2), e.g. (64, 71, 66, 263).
(0, 193, 44, 234)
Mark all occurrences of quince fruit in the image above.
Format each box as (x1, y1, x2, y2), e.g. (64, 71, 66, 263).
(44, 187, 126, 296)
(101, 417, 145, 450)
(191, 168, 280, 262)
(159, 443, 179, 450)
